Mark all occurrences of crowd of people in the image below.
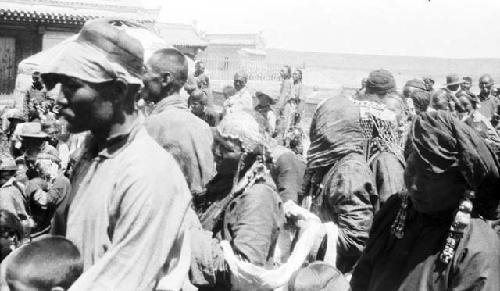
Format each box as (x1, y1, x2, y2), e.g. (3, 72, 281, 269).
(0, 18, 499, 291)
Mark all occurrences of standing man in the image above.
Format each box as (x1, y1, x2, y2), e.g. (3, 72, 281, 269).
(41, 19, 192, 290)
(24, 72, 47, 121)
(143, 48, 215, 198)
(477, 74, 499, 123)
(443, 74, 462, 112)
(223, 71, 253, 114)
(194, 61, 213, 106)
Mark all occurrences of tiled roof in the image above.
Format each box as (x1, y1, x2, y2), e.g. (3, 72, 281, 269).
(154, 22, 208, 47)
(0, 1, 158, 25)
(204, 33, 261, 46)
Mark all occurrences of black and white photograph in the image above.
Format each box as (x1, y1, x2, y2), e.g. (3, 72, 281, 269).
(0, 0, 499, 290)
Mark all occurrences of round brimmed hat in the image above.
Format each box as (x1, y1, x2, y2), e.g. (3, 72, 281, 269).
(255, 91, 276, 105)
(0, 155, 17, 171)
(19, 122, 49, 139)
(445, 74, 463, 86)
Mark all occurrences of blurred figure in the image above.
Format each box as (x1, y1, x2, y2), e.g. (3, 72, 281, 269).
(0, 210, 23, 262)
(188, 89, 221, 127)
(477, 74, 499, 122)
(288, 262, 350, 291)
(222, 85, 236, 100)
(456, 92, 500, 147)
(254, 91, 277, 134)
(356, 77, 368, 96)
(0, 155, 29, 232)
(223, 71, 253, 114)
(429, 88, 454, 112)
(4, 236, 83, 290)
(402, 79, 426, 99)
(23, 71, 47, 122)
(194, 61, 213, 106)
(410, 89, 430, 114)
(422, 76, 435, 92)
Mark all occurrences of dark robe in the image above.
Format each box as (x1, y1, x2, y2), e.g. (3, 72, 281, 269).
(190, 175, 284, 291)
(351, 195, 500, 291)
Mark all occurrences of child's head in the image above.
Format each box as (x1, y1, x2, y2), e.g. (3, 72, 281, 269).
(5, 236, 83, 291)
(288, 262, 349, 291)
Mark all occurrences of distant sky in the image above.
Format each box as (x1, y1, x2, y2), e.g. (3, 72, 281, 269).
(142, 0, 500, 59)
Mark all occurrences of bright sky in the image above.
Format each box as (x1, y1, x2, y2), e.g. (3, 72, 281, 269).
(143, 0, 500, 59)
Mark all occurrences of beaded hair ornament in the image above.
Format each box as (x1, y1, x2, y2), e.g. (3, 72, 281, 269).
(391, 190, 474, 265)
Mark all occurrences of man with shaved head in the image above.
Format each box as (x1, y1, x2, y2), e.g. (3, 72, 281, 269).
(143, 48, 215, 198)
(477, 74, 499, 122)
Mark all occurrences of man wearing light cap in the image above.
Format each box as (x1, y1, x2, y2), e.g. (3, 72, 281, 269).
(40, 19, 191, 290)
(223, 71, 253, 114)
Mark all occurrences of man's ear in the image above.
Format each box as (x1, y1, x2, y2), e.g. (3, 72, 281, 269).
(51, 287, 65, 291)
(161, 73, 171, 87)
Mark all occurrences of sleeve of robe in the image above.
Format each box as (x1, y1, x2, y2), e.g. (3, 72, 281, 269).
(450, 221, 500, 291)
(229, 184, 282, 266)
(274, 153, 305, 203)
(68, 160, 192, 291)
(324, 157, 375, 273)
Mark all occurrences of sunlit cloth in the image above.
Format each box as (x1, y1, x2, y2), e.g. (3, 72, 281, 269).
(407, 110, 500, 219)
(220, 202, 339, 291)
(223, 88, 253, 114)
(146, 95, 215, 195)
(66, 121, 192, 291)
(217, 110, 264, 152)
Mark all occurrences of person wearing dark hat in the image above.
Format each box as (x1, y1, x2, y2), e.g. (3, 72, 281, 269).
(40, 19, 192, 290)
(143, 48, 215, 199)
(255, 91, 277, 134)
(443, 74, 463, 112)
(356, 70, 406, 208)
(351, 110, 500, 291)
(477, 74, 499, 123)
(188, 89, 221, 127)
(363, 69, 397, 96)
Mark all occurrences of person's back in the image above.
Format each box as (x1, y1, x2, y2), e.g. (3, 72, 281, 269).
(145, 95, 215, 195)
(4, 236, 83, 291)
(143, 48, 215, 196)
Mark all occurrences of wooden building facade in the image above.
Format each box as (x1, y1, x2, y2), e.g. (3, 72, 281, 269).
(0, 0, 158, 94)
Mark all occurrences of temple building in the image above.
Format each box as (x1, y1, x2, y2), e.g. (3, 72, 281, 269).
(0, 0, 159, 94)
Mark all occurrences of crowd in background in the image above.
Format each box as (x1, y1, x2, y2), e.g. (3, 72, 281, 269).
(0, 18, 499, 291)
